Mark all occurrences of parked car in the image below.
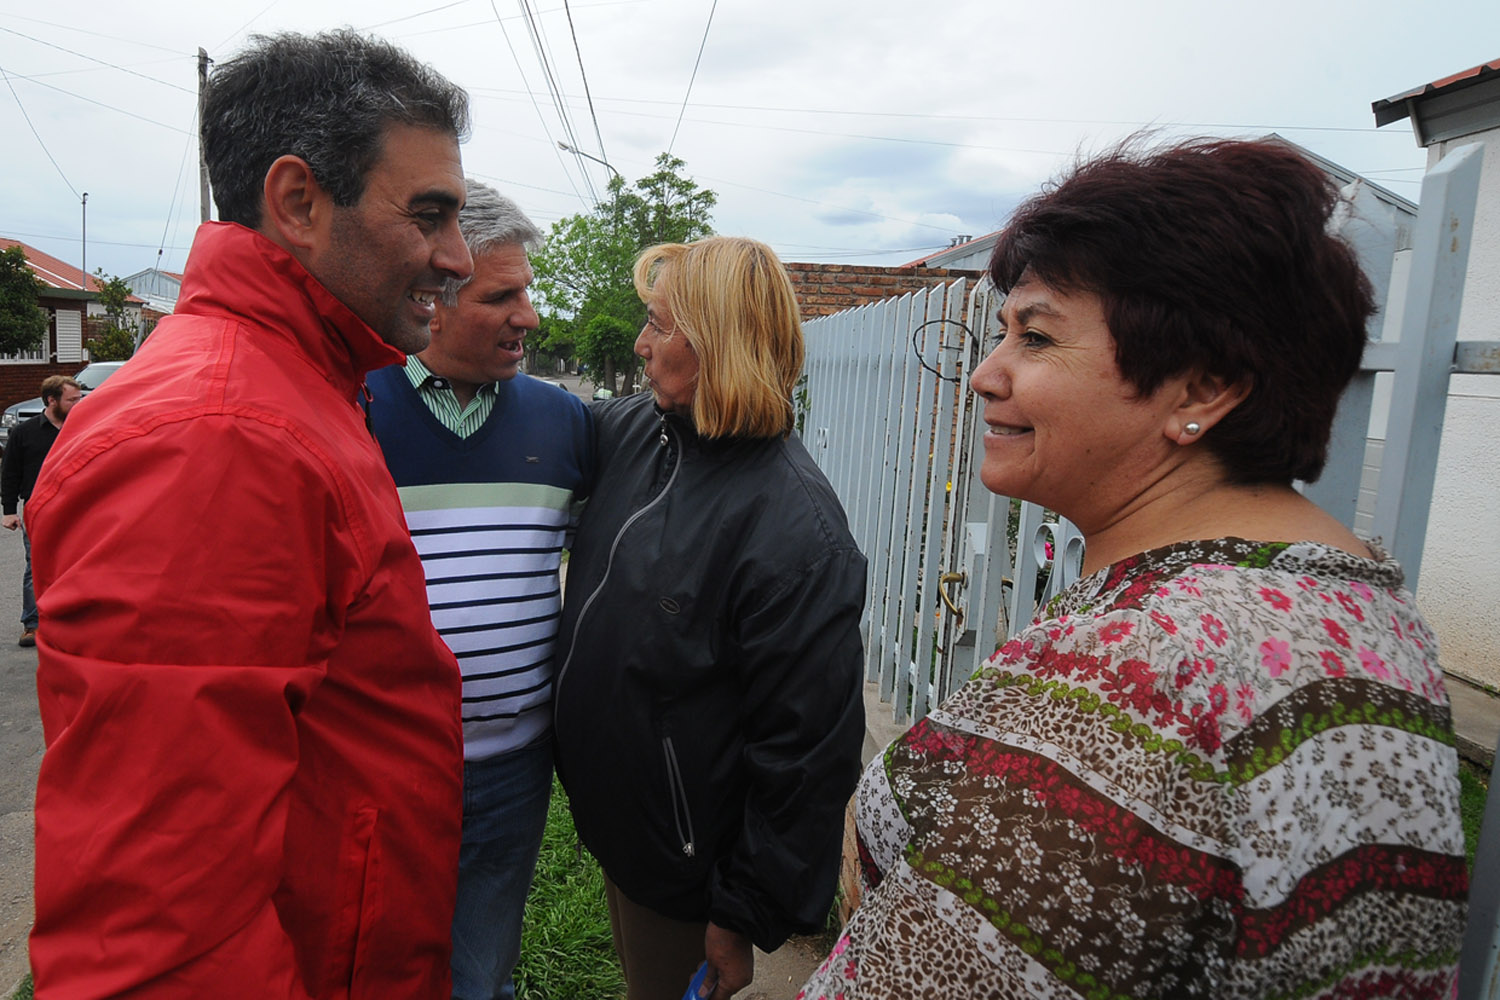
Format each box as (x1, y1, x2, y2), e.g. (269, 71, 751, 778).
(0, 361, 126, 452)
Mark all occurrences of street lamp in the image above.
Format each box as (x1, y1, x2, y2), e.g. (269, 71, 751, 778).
(557, 141, 623, 183)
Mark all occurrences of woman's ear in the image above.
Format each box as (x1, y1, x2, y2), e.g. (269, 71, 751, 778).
(1169, 371, 1251, 445)
(259, 155, 332, 254)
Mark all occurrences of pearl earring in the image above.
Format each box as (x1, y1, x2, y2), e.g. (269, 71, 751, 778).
(1184, 421, 1201, 435)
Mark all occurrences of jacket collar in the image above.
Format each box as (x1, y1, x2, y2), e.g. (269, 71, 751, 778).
(175, 222, 406, 398)
(654, 401, 774, 457)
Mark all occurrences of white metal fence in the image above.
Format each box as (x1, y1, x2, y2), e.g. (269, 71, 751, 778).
(800, 276, 1084, 724)
(799, 141, 1499, 998)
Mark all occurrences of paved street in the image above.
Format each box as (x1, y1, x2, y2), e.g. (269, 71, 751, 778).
(0, 522, 41, 995)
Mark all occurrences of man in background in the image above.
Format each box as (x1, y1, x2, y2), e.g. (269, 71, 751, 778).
(26, 31, 473, 997)
(0, 375, 80, 647)
(368, 178, 593, 1000)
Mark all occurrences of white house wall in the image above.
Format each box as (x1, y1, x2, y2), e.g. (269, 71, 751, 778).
(1415, 130, 1500, 689)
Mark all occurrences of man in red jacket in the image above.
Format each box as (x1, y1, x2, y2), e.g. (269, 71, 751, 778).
(26, 31, 474, 999)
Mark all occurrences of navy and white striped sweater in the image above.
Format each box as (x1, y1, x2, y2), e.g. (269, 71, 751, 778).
(368, 366, 594, 760)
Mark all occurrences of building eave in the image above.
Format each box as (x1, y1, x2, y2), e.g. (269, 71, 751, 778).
(1372, 57, 1500, 145)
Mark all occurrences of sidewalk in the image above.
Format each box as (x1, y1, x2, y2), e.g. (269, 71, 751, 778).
(1448, 673, 1500, 769)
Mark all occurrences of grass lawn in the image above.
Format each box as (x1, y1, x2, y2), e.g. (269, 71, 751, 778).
(9, 765, 1493, 1000)
(513, 780, 625, 999)
(1459, 757, 1491, 870)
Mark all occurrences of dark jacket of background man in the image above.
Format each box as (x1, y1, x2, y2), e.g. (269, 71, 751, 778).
(0, 415, 62, 516)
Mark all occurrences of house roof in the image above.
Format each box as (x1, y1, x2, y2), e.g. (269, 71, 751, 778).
(1372, 57, 1500, 144)
(0, 237, 143, 301)
(1263, 134, 1417, 216)
(122, 267, 186, 284)
(902, 231, 1000, 269)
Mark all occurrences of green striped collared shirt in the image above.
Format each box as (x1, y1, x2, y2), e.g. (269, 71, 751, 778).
(401, 354, 500, 439)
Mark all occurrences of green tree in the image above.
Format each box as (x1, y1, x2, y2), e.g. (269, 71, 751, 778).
(0, 245, 49, 357)
(86, 270, 137, 361)
(531, 153, 717, 395)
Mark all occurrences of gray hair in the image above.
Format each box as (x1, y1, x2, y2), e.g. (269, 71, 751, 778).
(202, 30, 470, 228)
(439, 178, 543, 305)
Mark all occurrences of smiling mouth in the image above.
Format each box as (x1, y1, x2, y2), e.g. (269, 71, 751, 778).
(409, 291, 437, 307)
(988, 424, 1032, 436)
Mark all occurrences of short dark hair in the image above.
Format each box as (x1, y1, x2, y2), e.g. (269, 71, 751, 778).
(989, 137, 1375, 485)
(202, 30, 471, 228)
(40, 375, 79, 406)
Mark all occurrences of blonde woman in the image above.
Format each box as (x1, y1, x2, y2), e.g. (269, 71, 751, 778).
(555, 237, 866, 1000)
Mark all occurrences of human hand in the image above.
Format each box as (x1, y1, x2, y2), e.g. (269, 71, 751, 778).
(1, 515, 17, 531)
(699, 922, 753, 1000)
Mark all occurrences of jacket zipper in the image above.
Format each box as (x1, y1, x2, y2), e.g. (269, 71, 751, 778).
(553, 417, 682, 709)
(661, 736, 696, 858)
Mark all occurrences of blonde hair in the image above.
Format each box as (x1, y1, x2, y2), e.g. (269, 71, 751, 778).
(632, 237, 804, 439)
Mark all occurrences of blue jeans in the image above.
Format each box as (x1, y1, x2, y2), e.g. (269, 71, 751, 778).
(451, 739, 554, 1000)
(20, 507, 36, 629)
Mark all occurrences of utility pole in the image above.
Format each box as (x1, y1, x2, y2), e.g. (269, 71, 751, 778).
(198, 48, 211, 223)
(81, 192, 88, 290)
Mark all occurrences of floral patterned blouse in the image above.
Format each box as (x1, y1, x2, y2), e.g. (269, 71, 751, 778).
(799, 538, 1467, 1000)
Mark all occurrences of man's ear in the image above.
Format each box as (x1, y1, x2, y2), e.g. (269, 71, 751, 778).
(259, 155, 332, 254)
(1168, 371, 1252, 445)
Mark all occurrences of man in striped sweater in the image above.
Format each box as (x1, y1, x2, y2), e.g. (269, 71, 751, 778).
(368, 179, 593, 1000)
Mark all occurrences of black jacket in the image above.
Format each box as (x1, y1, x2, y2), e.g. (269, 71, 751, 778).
(1, 413, 62, 514)
(554, 394, 866, 951)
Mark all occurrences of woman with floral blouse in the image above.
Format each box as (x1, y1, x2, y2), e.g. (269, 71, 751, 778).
(799, 138, 1467, 1000)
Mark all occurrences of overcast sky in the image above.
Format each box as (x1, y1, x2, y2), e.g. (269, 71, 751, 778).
(2, 0, 1497, 283)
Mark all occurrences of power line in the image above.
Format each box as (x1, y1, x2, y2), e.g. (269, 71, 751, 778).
(469, 170, 583, 200)
(359, 0, 473, 32)
(5, 230, 191, 252)
(667, 0, 717, 156)
(470, 85, 1402, 138)
(1, 70, 193, 135)
(155, 105, 199, 273)
(1, 63, 79, 199)
(0, 13, 187, 55)
(215, 0, 281, 52)
(485, 0, 591, 210)
(699, 172, 958, 235)
(473, 89, 1410, 170)
(0, 26, 194, 93)
(562, 0, 609, 170)
(516, 0, 597, 204)
(392, 0, 650, 40)
(776, 242, 946, 255)
(12, 54, 192, 84)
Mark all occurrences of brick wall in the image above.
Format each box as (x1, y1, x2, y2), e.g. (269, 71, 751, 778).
(0, 363, 89, 411)
(784, 261, 984, 319)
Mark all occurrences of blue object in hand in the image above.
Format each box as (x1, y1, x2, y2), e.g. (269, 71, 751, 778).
(682, 961, 712, 1000)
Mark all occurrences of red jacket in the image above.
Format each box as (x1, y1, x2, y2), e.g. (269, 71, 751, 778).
(27, 223, 464, 998)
